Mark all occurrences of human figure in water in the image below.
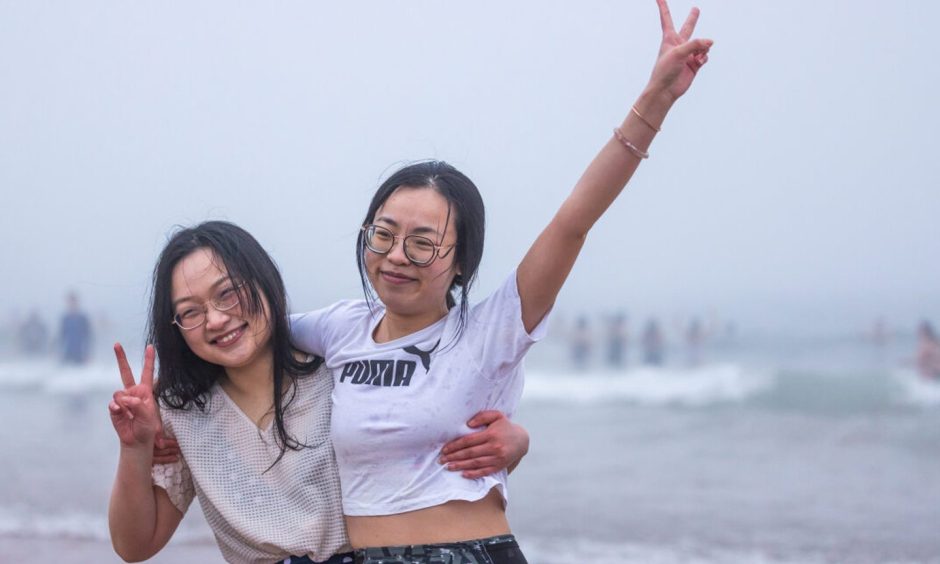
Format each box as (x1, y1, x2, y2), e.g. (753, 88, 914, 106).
(19, 309, 49, 356)
(605, 312, 629, 368)
(916, 321, 940, 380)
(59, 291, 93, 364)
(642, 318, 665, 366)
(685, 316, 704, 366)
(570, 315, 593, 370)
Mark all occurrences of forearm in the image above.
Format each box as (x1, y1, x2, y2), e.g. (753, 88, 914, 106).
(556, 87, 674, 236)
(506, 422, 528, 475)
(108, 445, 162, 561)
(518, 87, 675, 331)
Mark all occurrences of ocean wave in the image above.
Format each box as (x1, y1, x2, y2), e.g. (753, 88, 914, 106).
(0, 361, 117, 394)
(892, 369, 940, 407)
(0, 505, 211, 543)
(0, 506, 109, 541)
(523, 363, 770, 406)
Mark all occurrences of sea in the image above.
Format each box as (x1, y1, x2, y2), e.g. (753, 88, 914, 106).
(0, 329, 938, 563)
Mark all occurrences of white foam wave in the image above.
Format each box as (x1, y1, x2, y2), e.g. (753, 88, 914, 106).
(0, 360, 119, 394)
(522, 363, 770, 406)
(0, 506, 110, 541)
(892, 369, 940, 407)
(0, 505, 211, 543)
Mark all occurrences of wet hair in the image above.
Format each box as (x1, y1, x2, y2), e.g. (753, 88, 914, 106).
(148, 220, 320, 466)
(356, 161, 485, 343)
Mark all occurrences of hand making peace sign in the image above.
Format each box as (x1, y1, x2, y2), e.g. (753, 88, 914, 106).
(109, 343, 162, 449)
(649, 0, 713, 103)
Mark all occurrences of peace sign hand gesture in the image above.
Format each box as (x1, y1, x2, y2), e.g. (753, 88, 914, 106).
(109, 343, 162, 449)
(648, 0, 713, 103)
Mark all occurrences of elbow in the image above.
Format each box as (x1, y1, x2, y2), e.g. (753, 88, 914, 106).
(551, 213, 591, 243)
(113, 549, 144, 563)
(111, 538, 157, 563)
(559, 221, 592, 245)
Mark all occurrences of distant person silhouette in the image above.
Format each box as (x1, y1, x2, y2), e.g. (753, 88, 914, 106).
(605, 312, 629, 368)
(641, 319, 664, 366)
(916, 321, 940, 380)
(19, 309, 49, 356)
(870, 316, 889, 347)
(685, 316, 704, 366)
(59, 292, 92, 364)
(570, 315, 592, 370)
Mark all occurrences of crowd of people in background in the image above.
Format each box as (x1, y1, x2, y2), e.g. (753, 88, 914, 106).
(558, 312, 940, 380)
(556, 312, 736, 370)
(2, 291, 95, 364)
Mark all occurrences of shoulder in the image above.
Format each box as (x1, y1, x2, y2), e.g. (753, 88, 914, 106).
(292, 299, 374, 326)
(157, 385, 222, 428)
(469, 270, 521, 317)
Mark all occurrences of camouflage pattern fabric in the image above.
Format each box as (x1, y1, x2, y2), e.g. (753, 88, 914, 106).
(354, 534, 526, 564)
(283, 552, 355, 564)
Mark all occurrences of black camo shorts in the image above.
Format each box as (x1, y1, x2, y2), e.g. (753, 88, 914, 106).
(354, 534, 527, 564)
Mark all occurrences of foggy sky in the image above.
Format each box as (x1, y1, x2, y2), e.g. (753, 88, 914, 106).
(2, 1, 938, 342)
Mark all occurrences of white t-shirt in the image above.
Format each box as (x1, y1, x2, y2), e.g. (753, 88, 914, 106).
(151, 367, 350, 563)
(290, 271, 549, 516)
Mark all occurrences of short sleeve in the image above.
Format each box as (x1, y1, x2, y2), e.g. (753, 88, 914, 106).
(291, 300, 372, 359)
(468, 270, 551, 379)
(152, 456, 195, 514)
(290, 301, 355, 356)
(150, 416, 195, 514)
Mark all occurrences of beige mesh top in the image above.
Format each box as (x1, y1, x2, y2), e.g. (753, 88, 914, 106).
(152, 367, 350, 563)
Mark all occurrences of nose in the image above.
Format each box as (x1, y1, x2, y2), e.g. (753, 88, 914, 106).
(204, 305, 232, 330)
(386, 238, 410, 266)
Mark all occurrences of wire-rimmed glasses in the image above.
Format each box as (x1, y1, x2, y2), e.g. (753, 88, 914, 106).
(171, 284, 243, 330)
(361, 224, 455, 266)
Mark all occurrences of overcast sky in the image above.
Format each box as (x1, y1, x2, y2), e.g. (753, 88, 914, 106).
(1, 1, 938, 340)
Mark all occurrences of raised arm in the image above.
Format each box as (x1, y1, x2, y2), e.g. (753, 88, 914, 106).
(518, 0, 713, 332)
(107, 344, 183, 561)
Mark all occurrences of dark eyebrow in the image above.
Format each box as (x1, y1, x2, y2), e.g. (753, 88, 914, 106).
(374, 216, 442, 237)
(172, 276, 231, 308)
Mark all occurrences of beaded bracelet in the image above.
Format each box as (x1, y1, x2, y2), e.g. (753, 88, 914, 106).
(612, 127, 649, 159)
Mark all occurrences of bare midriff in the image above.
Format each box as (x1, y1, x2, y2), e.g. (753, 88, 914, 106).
(345, 488, 510, 548)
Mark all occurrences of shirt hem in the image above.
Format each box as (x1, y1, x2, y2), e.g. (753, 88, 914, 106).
(341, 482, 507, 517)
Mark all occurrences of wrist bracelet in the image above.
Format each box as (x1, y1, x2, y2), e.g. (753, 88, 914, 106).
(612, 127, 649, 159)
(631, 105, 661, 133)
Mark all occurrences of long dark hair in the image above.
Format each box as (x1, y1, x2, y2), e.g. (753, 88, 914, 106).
(356, 161, 485, 342)
(149, 221, 320, 465)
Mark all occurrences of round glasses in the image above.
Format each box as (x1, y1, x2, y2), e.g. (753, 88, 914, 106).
(361, 224, 455, 267)
(172, 284, 243, 331)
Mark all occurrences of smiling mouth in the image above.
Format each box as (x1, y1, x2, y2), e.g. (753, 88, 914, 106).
(380, 270, 416, 284)
(211, 324, 247, 346)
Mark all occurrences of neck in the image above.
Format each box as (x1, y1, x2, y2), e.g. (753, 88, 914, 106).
(221, 349, 275, 398)
(375, 303, 450, 343)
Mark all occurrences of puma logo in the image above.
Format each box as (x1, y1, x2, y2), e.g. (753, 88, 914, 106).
(403, 339, 440, 372)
